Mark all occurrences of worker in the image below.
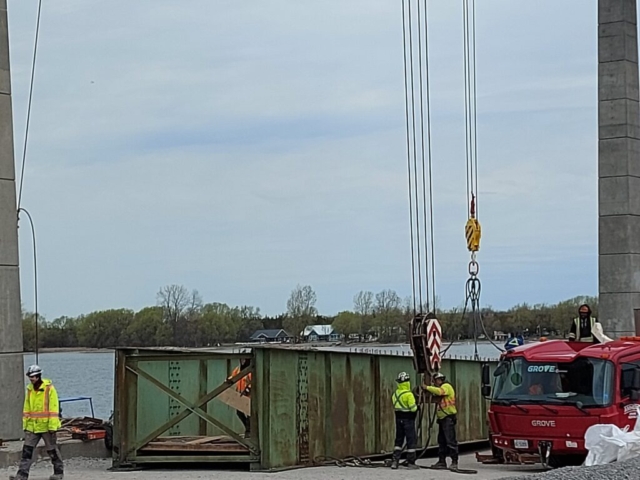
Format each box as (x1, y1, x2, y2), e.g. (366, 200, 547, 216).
(230, 358, 252, 437)
(568, 304, 599, 343)
(391, 372, 419, 470)
(424, 372, 458, 471)
(11, 365, 63, 480)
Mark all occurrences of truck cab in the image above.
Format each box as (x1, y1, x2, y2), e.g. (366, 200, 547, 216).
(482, 338, 640, 467)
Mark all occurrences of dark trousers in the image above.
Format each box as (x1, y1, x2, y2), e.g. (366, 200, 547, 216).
(16, 431, 64, 479)
(437, 415, 459, 462)
(236, 410, 250, 435)
(393, 416, 417, 464)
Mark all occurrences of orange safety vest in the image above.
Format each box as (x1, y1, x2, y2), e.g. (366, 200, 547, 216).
(23, 379, 62, 433)
(231, 366, 252, 396)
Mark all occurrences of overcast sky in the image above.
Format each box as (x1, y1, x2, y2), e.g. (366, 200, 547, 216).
(9, 1, 600, 319)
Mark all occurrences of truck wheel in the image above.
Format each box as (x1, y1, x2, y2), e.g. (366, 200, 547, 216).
(104, 424, 113, 451)
(548, 454, 584, 468)
(491, 444, 504, 463)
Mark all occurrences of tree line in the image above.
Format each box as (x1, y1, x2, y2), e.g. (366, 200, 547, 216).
(21, 283, 598, 350)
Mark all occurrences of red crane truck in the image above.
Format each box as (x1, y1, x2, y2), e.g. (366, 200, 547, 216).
(479, 337, 640, 468)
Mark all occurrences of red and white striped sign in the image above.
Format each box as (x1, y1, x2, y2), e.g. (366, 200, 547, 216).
(427, 318, 442, 371)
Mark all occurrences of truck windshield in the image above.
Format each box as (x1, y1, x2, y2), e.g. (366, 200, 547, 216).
(493, 356, 614, 407)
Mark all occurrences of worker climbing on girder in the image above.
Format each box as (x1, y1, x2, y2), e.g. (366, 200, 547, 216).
(568, 304, 600, 343)
(424, 372, 459, 471)
(390, 372, 419, 470)
(229, 358, 252, 437)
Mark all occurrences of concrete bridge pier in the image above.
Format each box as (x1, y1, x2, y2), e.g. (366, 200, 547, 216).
(599, 0, 640, 336)
(0, 0, 25, 441)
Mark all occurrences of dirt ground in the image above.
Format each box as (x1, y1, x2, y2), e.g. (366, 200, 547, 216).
(0, 452, 543, 480)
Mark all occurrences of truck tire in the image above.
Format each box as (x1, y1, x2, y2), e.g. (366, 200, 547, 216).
(104, 424, 113, 451)
(548, 454, 585, 468)
(490, 444, 504, 463)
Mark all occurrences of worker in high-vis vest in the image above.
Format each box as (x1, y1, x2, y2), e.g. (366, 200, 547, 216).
(424, 372, 459, 471)
(11, 365, 63, 480)
(568, 304, 599, 343)
(390, 372, 419, 470)
(229, 358, 252, 437)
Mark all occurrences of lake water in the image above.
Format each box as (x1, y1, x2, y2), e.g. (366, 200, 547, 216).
(22, 342, 501, 420)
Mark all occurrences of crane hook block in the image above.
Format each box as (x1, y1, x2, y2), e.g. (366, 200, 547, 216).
(465, 217, 481, 252)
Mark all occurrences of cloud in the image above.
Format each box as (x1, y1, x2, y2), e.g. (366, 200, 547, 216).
(9, 0, 599, 318)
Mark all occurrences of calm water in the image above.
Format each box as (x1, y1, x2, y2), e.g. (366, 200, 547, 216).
(22, 342, 500, 420)
(23, 352, 115, 420)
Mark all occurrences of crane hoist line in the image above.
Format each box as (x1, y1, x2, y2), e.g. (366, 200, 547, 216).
(401, 0, 443, 380)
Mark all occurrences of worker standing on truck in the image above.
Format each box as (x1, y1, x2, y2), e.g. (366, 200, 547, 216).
(230, 358, 252, 437)
(10, 365, 64, 480)
(568, 304, 599, 343)
(425, 372, 459, 471)
(391, 372, 419, 470)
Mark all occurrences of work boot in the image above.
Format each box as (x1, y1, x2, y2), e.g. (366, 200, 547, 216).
(405, 463, 419, 470)
(431, 460, 447, 469)
(10, 475, 27, 480)
(390, 459, 399, 470)
(449, 460, 459, 471)
(49, 473, 64, 480)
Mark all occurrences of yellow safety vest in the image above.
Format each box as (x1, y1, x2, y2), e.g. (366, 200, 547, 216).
(392, 382, 417, 413)
(425, 382, 457, 419)
(570, 317, 596, 342)
(23, 379, 61, 433)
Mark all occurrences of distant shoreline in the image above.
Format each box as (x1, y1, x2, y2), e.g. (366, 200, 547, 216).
(24, 347, 114, 354)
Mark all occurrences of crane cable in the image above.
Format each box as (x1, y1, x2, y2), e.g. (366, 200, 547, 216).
(401, 0, 443, 463)
(402, 0, 436, 316)
(16, 0, 45, 364)
(461, 0, 503, 358)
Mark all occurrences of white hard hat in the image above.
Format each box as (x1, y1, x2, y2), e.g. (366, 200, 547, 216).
(26, 365, 42, 377)
(396, 371, 411, 383)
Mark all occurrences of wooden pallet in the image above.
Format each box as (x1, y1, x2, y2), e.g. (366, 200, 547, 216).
(140, 436, 250, 454)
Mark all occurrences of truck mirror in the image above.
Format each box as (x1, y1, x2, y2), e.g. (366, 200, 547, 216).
(482, 363, 490, 386)
(481, 384, 491, 398)
(481, 363, 492, 398)
(493, 361, 507, 377)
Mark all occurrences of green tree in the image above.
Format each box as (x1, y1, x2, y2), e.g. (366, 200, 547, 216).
(157, 284, 202, 346)
(76, 309, 135, 348)
(22, 311, 37, 352)
(127, 306, 170, 346)
(332, 311, 363, 337)
(285, 284, 317, 339)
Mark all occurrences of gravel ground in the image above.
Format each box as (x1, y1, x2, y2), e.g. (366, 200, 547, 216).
(0, 453, 543, 480)
(500, 457, 640, 480)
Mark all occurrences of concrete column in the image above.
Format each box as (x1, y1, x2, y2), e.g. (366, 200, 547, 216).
(0, 0, 25, 440)
(599, 0, 640, 336)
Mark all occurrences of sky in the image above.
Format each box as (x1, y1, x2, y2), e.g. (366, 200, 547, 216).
(8, 1, 601, 319)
